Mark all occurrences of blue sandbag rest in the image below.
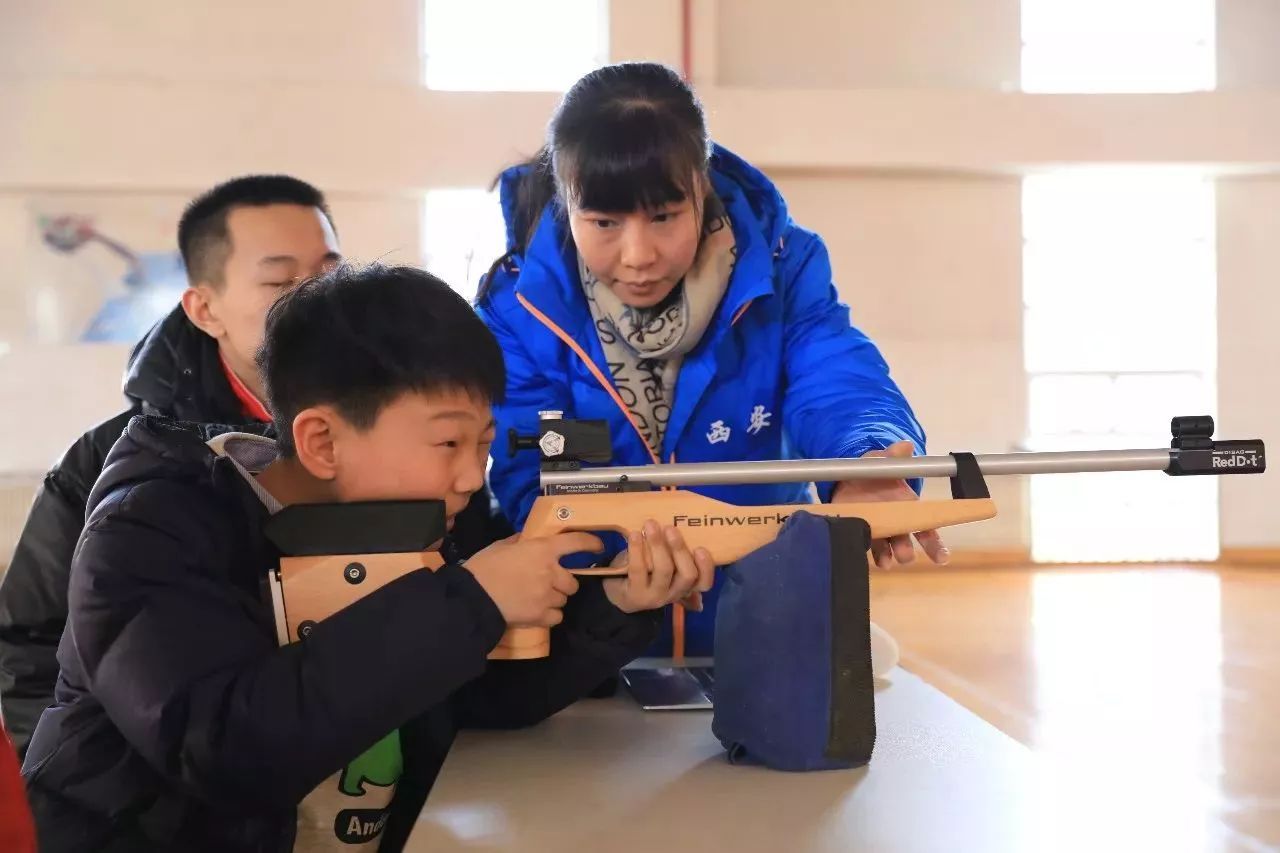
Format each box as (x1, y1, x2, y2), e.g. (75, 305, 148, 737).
(711, 511, 876, 772)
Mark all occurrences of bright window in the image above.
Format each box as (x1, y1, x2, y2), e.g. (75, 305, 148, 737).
(1022, 172, 1218, 562)
(421, 189, 507, 302)
(1021, 0, 1215, 92)
(421, 0, 607, 91)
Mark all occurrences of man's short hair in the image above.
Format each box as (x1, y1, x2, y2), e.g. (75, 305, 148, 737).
(257, 263, 506, 456)
(178, 175, 332, 287)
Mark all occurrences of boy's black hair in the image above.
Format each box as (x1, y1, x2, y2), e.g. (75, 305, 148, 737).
(178, 175, 333, 287)
(257, 263, 505, 456)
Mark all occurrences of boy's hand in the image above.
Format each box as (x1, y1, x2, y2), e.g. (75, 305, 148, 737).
(463, 532, 602, 627)
(603, 521, 716, 614)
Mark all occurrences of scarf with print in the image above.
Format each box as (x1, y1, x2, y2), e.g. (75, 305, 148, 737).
(579, 195, 737, 458)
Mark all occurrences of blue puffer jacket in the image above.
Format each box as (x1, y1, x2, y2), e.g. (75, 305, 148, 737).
(477, 144, 926, 655)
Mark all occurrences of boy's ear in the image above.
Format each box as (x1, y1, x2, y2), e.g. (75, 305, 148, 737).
(181, 285, 227, 339)
(292, 406, 339, 481)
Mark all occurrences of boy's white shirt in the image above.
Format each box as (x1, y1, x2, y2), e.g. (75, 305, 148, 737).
(208, 432, 400, 850)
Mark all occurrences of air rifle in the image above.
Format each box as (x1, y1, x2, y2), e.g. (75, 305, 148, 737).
(262, 414, 1263, 661)
(495, 412, 1264, 657)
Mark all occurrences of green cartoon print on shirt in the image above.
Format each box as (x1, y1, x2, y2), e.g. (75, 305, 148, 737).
(340, 730, 402, 796)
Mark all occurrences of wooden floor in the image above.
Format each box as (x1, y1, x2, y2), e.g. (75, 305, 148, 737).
(870, 564, 1280, 853)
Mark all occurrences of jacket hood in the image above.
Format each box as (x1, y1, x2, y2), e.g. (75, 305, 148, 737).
(86, 416, 273, 519)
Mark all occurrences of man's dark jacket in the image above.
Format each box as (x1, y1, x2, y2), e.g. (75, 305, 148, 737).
(0, 307, 256, 755)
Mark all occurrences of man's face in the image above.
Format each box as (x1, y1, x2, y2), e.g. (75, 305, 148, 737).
(326, 389, 496, 535)
(192, 204, 341, 391)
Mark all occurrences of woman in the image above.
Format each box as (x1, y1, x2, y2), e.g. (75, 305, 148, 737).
(477, 62, 948, 656)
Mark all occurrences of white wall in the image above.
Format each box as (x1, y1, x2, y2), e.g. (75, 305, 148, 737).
(1215, 1, 1280, 551)
(773, 174, 1027, 549)
(1216, 177, 1280, 549)
(715, 3, 1028, 551)
(0, 0, 435, 475)
(0, 1, 422, 84)
(716, 0, 1020, 89)
(1217, 0, 1280, 89)
(0, 0, 1276, 560)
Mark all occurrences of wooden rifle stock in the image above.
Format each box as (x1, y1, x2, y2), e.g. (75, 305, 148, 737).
(493, 491, 998, 659)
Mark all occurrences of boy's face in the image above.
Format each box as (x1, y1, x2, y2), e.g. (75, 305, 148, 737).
(324, 389, 496, 532)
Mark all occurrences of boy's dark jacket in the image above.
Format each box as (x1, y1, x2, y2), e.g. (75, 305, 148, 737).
(21, 416, 659, 852)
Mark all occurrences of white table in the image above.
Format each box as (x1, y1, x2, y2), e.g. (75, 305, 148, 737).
(410, 663, 1046, 852)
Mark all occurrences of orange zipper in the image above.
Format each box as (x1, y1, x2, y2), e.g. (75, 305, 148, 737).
(521, 293, 741, 662)
(516, 292, 659, 466)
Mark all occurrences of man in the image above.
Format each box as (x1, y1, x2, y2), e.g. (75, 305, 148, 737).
(0, 175, 342, 755)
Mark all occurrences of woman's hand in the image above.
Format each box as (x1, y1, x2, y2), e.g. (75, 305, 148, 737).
(604, 521, 716, 614)
(832, 441, 950, 569)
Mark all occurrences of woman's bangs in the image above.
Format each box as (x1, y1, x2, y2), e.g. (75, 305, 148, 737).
(562, 114, 702, 213)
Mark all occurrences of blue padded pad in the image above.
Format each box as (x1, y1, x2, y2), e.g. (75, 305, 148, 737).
(711, 511, 875, 771)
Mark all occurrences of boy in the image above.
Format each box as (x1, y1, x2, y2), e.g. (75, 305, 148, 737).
(22, 264, 714, 852)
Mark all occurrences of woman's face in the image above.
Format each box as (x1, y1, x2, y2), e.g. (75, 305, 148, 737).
(568, 192, 702, 309)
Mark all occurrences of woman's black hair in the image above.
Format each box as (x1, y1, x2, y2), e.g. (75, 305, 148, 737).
(479, 62, 710, 301)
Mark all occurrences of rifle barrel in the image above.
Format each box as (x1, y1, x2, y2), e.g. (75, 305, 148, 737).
(540, 449, 1177, 488)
